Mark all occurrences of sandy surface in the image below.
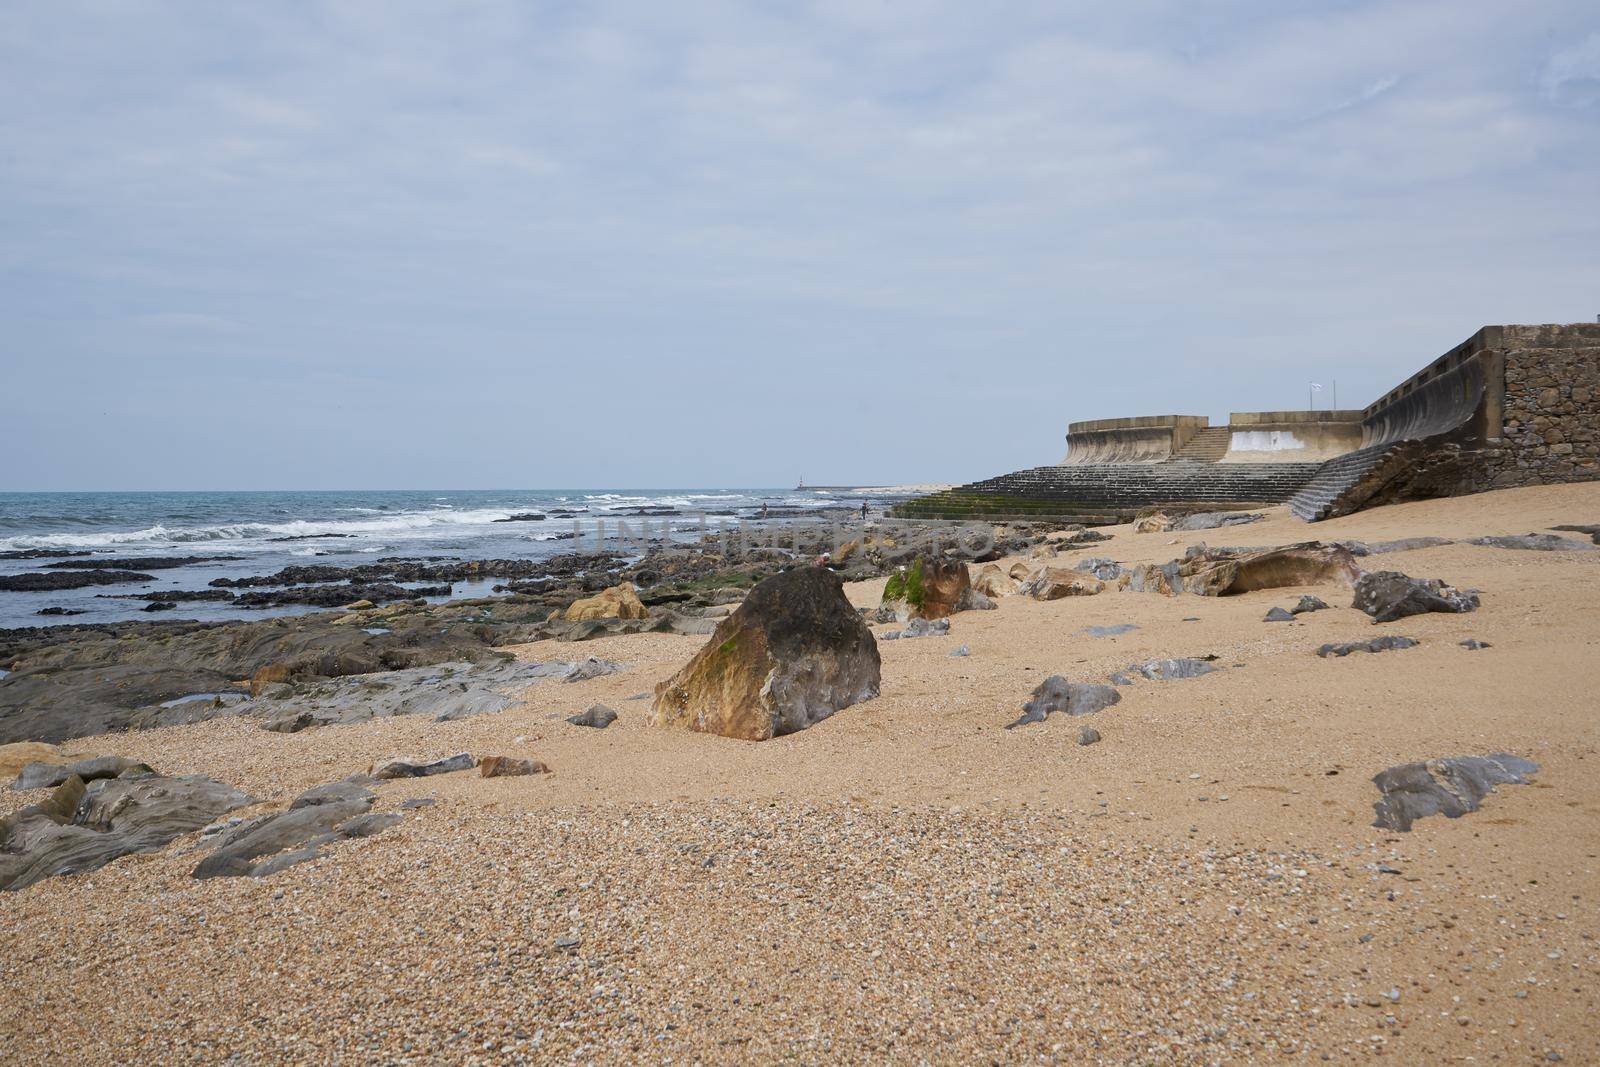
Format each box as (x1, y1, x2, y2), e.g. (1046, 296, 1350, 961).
(3, 483, 1599, 1063)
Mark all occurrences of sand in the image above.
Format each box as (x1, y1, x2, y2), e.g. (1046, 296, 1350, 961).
(2, 482, 1598, 1063)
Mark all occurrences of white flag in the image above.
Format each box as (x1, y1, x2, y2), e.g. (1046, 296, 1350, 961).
(1310, 382, 1324, 391)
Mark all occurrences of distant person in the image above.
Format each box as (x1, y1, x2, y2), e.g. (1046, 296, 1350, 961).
(759, 502, 769, 519)
(860, 502, 869, 521)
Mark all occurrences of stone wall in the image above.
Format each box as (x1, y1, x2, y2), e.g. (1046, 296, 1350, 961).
(1474, 326, 1600, 490)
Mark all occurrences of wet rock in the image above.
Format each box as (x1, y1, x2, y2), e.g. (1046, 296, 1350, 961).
(12, 755, 154, 791)
(1351, 571, 1479, 623)
(35, 606, 87, 616)
(479, 756, 551, 777)
(492, 513, 546, 522)
(142, 602, 177, 612)
(369, 753, 476, 779)
(234, 583, 450, 608)
(1370, 754, 1538, 831)
(564, 583, 648, 621)
(567, 704, 618, 729)
(1292, 595, 1329, 614)
(1263, 606, 1296, 622)
(652, 567, 880, 741)
(1120, 658, 1219, 681)
(46, 555, 244, 570)
(0, 549, 93, 560)
(1317, 636, 1419, 658)
(1466, 533, 1599, 551)
(1459, 638, 1491, 650)
(1077, 726, 1102, 746)
(0, 569, 155, 592)
(1, 773, 254, 891)
(1006, 676, 1121, 729)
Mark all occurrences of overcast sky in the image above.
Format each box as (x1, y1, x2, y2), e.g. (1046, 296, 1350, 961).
(3, 1, 1598, 491)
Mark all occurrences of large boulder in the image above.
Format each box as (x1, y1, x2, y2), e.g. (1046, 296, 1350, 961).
(880, 558, 990, 620)
(564, 583, 647, 621)
(1351, 571, 1479, 623)
(1119, 542, 1363, 598)
(652, 567, 880, 741)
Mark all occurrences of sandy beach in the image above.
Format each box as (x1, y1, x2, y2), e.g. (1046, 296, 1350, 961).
(2, 483, 1598, 1063)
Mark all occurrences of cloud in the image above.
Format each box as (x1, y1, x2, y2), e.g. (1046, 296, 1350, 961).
(1, 1, 1598, 490)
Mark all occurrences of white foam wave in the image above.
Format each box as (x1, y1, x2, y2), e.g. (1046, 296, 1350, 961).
(0, 507, 531, 551)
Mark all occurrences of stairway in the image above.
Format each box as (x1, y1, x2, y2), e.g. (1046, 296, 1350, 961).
(1172, 427, 1231, 462)
(1286, 444, 1404, 521)
(893, 461, 1324, 523)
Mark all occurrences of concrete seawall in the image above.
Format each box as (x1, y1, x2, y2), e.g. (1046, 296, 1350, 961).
(1221, 410, 1364, 463)
(1063, 415, 1208, 464)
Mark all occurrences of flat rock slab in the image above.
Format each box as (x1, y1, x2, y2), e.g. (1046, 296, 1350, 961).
(1466, 533, 1598, 551)
(12, 755, 153, 791)
(1006, 676, 1121, 729)
(1318, 636, 1419, 658)
(1371, 754, 1538, 831)
(193, 791, 402, 879)
(1351, 571, 1479, 624)
(1263, 607, 1296, 622)
(567, 704, 618, 729)
(1082, 624, 1138, 637)
(1115, 658, 1220, 683)
(255, 657, 624, 733)
(1292, 596, 1329, 614)
(1, 773, 254, 891)
(370, 753, 476, 780)
(883, 618, 952, 640)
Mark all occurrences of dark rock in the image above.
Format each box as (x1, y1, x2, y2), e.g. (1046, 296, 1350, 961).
(492, 513, 546, 522)
(1466, 533, 1599, 552)
(35, 607, 87, 616)
(567, 704, 618, 729)
(1263, 606, 1296, 622)
(192, 793, 402, 879)
(1170, 511, 1265, 532)
(1351, 571, 1479, 623)
(1317, 636, 1419, 657)
(1292, 595, 1329, 614)
(1077, 726, 1101, 746)
(142, 602, 177, 612)
(289, 776, 378, 809)
(1006, 676, 1120, 729)
(651, 567, 880, 741)
(0, 570, 155, 592)
(0, 550, 93, 560)
(1, 773, 254, 891)
(1370, 754, 1538, 831)
(233, 582, 450, 608)
(1459, 638, 1491, 650)
(1120, 658, 1219, 681)
(1550, 523, 1600, 545)
(479, 755, 551, 777)
(46, 555, 244, 570)
(370, 753, 476, 779)
(12, 755, 154, 791)
(112, 588, 236, 603)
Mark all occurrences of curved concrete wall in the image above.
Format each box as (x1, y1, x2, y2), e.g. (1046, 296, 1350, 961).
(1221, 410, 1365, 463)
(1063, 415, 1209, 464)
(1360, 330, 1495, 450)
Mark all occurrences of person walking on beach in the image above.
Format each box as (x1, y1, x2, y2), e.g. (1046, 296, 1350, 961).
(860, 501, 869, 521)
(759, 502, 768, 519)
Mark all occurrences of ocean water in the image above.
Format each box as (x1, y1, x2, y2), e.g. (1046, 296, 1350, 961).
(0, 488, 898, 629)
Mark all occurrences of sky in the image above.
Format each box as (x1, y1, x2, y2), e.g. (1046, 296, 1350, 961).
(3, 1, 1598, 491)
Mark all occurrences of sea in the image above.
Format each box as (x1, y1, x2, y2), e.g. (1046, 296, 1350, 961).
(0, 488, 912, 629)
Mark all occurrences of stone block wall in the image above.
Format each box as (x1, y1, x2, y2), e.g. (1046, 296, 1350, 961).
(1476, 328, 1600, 489)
